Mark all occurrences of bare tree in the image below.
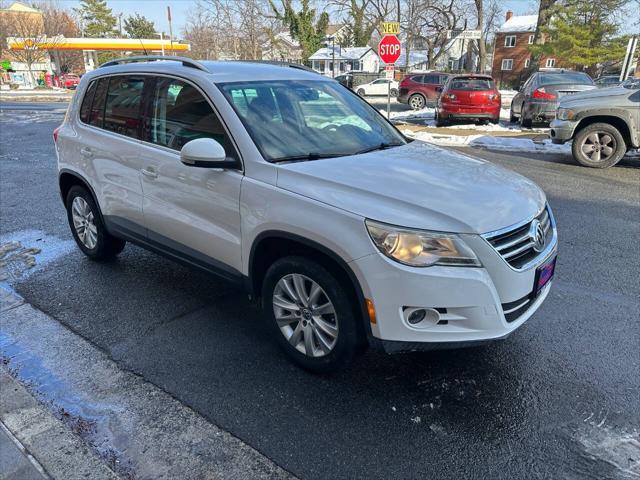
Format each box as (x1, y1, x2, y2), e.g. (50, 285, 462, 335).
(38, 1, 83, 74)
(412, 0, 466, 69)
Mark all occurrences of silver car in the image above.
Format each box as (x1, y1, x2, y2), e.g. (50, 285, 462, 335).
(510, 70, 595, 127)
(550, 78, 640, 168)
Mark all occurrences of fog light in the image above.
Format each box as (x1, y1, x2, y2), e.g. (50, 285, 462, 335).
(408, 309, 426, 324)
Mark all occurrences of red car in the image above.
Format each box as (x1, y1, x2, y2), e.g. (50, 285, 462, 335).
(435, 74, 501, 126)
(62, 74, 80, 89)
(397, 72, 449, 110)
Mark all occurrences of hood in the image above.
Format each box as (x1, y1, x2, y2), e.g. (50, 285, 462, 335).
(559, 85, 627, 106)
(276, 141, 546, 234)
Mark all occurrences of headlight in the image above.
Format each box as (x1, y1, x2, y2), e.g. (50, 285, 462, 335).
(365, 220, 481, 267)
(556, 107, 576, 120)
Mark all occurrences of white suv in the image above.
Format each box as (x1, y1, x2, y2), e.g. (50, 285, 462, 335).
(54, 57, 558, 372)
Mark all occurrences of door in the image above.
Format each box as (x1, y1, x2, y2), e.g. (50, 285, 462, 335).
(370, 79, 389, 95)
(138, 76, 243, 278)
(76, 75, 146, 228)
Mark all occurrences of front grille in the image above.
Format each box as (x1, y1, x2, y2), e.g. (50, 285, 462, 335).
(484, 207, 553, 269)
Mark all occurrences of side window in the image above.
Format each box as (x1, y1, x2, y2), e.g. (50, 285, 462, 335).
(423, 75, 437, 84)
(411, 75, 423, 83)
(79, 80, 97, 123)
(145, 77, 229, 152)
(88, 78, 108, 127)
(103, 76, 145, 139)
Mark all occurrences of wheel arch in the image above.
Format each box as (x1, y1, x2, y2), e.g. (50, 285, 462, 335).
(574, 115, 633, 148)
(247, 231, 372, 346)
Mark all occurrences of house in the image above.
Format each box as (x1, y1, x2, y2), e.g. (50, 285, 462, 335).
(324, 24, 350, 45)
(435, 36, 479, 72)
(492, 10, 562, 88)
(261, 31, 303, 64)
(309, 46, 380, 76)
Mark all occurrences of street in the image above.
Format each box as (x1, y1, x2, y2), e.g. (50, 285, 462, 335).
(1, 102, 639, 479)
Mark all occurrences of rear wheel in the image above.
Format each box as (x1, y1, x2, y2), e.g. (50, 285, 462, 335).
(409, 93, 426, 110)
(65, 186, 125, 260)
(262, 256, 361, 373)
(390, 88, 398, 97)
(356, 88, 365, 97)
(572, 123, 626, 168)
(434, 110, 449, 127)
(520, 109, 532, 128)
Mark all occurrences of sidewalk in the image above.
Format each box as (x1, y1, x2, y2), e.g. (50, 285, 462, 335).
(0, 89, 73, 103)
(0, 421, 48, 480)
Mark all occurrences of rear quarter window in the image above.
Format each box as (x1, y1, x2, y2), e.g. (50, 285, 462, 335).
(79, 80, 97, 123)
(88, 78, 109, 127)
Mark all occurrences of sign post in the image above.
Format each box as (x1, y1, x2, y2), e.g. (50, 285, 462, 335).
(378, 26, 401, 119)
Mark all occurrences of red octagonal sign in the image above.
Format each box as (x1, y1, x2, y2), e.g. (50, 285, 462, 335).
(378, 35, 401, 65)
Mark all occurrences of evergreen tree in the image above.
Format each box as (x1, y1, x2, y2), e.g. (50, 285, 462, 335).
(75, 0, 116, 38)
(530, 0, 628, 74)
(270, 0, 329, 62)
(123, 13, 156, 39)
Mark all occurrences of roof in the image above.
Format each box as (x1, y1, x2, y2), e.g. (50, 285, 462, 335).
(88, 59, 324, 84)
(309, 47, 373, 61)
(1, 1, 41, 13)
(498, 14, 538, 33)
(325, 24, 346, 36)
(262, 31, 300, 49)
(396, 49, 429, 67)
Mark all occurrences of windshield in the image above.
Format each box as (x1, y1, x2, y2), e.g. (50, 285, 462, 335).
(219, 80, 406, 162)
(539, 72, 593, 85)
(449, 78, 494, 90)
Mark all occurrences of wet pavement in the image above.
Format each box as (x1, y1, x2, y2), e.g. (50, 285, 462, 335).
(1, 103, 639, 479)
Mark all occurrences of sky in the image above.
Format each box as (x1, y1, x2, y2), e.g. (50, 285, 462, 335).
(53, 0, 541, 39)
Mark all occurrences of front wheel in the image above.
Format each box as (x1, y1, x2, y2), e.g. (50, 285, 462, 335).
(572, 123, 626, 168)
(262, 256, 362, 373)
(66, 185, 125, 260)
(409, 93, 425, 110)
(356, 88, 365, 97)
(390, 88, 398, 97)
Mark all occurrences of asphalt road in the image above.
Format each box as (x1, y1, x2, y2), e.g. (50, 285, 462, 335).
(1, 103, 639, 480)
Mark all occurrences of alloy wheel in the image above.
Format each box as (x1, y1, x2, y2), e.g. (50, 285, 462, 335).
(272, 273, 338, 358)
(409, 95, 424, 110)
(71, 196, 98, 249)
(580, 132, 616, 163)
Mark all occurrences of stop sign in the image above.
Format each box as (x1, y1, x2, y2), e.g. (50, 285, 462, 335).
(378, 35, 401, 65)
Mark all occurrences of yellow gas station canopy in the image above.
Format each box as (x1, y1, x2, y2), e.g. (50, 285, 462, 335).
(8, 37, 190, 52)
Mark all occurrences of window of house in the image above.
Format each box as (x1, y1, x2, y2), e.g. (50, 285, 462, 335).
(504, 35, 516, 47)
(103, 76, 145, 139)
(528, 34, 535, 44)
(546, 58, 556, 68)
(501, 59, 513, 71)
(525, 58, 531, 68)
(145, 77, 229, 152)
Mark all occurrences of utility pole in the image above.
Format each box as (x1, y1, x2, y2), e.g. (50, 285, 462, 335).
(118, 13, 123, 36)
(167, 6, 174, 55)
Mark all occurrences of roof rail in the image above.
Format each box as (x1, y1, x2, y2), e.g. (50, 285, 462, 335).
(99, 55, 209, 72)
(233, 60, 317, 73)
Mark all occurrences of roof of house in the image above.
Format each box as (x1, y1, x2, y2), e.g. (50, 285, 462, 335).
(498, 14, 538, 33)
(1, 1, 41, 13)
(396, 49, 429, 67)
(309, 46, 373, 61)
(325, 24, 346, 36)
(262, 31, 300, 49)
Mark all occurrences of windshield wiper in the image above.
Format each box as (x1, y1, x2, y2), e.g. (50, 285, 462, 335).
(270, 152, 346, 163)
(354, 142, 404, 155)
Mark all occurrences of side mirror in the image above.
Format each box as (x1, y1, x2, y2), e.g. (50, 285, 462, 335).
(180, 138, 236, 169)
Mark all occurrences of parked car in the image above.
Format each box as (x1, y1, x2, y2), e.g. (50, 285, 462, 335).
(54, 56, 557, 372)
(594, 75, 622, 88)
(550, 77, 639, 168)
(397, 72, 449, 110)
(62, 73, 80, 89)
(335, 73, 353, 89)
(435, 74, 501, 126)
(356, 78, 399, 97)
(510, 70, 595, 127)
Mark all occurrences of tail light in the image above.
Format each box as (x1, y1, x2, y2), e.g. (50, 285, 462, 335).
(489, 93, 500, 102)
(532, 87, 557, 100)
(446, 93, 456, 101)
(53, 126, 61, 143)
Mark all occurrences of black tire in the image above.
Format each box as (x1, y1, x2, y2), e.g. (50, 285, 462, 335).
(572, 122, 627, 168)
(390, 88, 398, 97)
(65, 185, 125, 260)
(509, 111, 518, 123)
(262, 256, 362, 373)
(408, 93, 426, 110)
(490, 117, 500, 125)
(520, 109, 532, 129)
(434, 111, 449, 127)
(356, 88, 365, 97)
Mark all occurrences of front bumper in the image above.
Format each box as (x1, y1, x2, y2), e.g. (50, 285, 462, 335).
(550, 119, 579, 144)
(350, 221, 557, 349)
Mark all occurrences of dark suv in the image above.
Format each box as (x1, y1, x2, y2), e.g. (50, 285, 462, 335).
(397, 72, 449, 110)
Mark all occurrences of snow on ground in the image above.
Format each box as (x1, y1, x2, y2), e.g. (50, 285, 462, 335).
(403, 129, 572, 154)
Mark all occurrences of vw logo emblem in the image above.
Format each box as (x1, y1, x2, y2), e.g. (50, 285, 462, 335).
(529, 219, 546, 253)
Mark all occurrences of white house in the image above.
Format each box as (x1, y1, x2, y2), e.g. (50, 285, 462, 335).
(434, 36, 479, 71)
(261, 31, 303, 64)
(309, 46, 380, 76)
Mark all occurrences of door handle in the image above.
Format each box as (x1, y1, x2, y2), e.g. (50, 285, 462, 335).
(80, 147, 93, 157)
(141, 167, 158, 179)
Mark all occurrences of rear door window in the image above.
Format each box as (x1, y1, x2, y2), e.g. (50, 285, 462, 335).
(103, 76, 145, 139)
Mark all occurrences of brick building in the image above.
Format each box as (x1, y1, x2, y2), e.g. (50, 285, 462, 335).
(492, 10, 561, 88)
